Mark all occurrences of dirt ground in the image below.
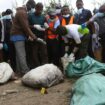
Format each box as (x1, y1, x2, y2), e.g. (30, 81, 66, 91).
(0, 78, 76, 105)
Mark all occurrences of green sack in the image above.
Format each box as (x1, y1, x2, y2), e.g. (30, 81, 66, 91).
(70, 73, 105, 105)
(66, 56, 105, 77)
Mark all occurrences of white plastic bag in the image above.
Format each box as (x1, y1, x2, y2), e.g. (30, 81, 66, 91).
(22, 64, 64, 88)
(0, 62, 13, 84)
(61, 53, 75, 73)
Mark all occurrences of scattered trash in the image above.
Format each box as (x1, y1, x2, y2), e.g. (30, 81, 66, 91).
(41, 87, 48, 94)
(14, 79, 21, 84)
(1, 89, 19, 96)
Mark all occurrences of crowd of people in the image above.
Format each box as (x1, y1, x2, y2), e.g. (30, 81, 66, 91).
(0, 0, 105, 78)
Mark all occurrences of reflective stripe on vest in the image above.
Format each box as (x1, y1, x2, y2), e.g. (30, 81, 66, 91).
(61, 16, 74, 26)
(47, 35, 57, 39)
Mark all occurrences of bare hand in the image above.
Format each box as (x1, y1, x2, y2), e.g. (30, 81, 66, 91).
(28, 36, 34, 41)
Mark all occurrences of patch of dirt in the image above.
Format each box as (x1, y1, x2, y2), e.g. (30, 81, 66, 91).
(0, 78, 76, 105)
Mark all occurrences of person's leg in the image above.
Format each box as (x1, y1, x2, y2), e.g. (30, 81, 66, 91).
(38, 42, 48, 65)
(25, 41, 35, 69)
(32, 41, 40, 68)
(50, 39, 60, 66)
(47, 39, 60, 66)
(77, 35, 90, 59)
(8, 42, 16, 71)
(0, 50, 4, 62)
(15, 53, 22, 75)
(14, 41, 29, 75)
(87, 34, 94, 58)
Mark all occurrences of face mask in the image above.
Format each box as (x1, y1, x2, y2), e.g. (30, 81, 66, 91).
(28, 8, 35, 13)
(31, 8, 35, 13)
(63, 14, 70, 18)
(77, 8, 83, 14)
(96, 12, 105, 17)
(3, 15, 12, 19)
(49, 18, 56, 22)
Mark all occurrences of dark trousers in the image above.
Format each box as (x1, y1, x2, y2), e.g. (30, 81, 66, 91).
(99, 33, 105, 63)
(58, 36, 65, 57)
(76, 34, 90, 59)
(3, 42, 16, 70)
(26, 41, 48, 69)
(87, 34, 94, 58)
(0, 50, 3, 62)
(47, 39, 60, 66)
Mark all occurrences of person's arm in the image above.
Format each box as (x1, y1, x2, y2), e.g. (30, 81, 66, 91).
(86, 12, 105, 26)
(17, 11, 36, 39)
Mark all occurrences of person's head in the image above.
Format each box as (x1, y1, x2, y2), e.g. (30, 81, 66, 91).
(26, 0, 36, 12)
(1, 11, 6, 16)
(76, 0, 83, 9)
(99, 4, 105, 13)
(56, 26, 68, 36)
(48, 9, 56, 20)
(16, 7, 27, 12)
(35, 2, 43, 15)
(55, 3, 61, 15)
(93, 8, 99, 14)
(4, 9, 13, 19)
(5, 9, 13, 15)
(61, 5, 70, 15)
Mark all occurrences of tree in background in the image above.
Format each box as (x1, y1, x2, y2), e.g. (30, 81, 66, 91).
(92, 0, 105, 12)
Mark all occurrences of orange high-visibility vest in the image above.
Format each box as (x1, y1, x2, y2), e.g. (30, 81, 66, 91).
(47, 17, 58, 39)
(61, 16, 74, 26)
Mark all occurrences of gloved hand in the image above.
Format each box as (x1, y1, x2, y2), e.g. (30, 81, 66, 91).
(0, 43, 3, 50)
(3, 43, 8, 51)
(81, 23, 87, 29)
(33, 24, 41, 28)
(33, 24, 45, 31)
(68, 53, 75, 62)
(61, 53, 69, 72)
(44, 22, 49, 29)
(37, 38, 46, 45)
(63, 53, 68, 58)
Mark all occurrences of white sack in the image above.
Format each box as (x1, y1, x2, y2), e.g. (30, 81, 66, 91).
(0, 62, 13, 84)
(22, 64, 64, 88)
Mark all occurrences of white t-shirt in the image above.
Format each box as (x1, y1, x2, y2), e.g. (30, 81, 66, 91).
(62, 24, 83, 44)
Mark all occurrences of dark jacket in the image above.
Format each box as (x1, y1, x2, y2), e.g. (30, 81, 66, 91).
(75, 8, 92, 25)
(95, 16, 105, 35)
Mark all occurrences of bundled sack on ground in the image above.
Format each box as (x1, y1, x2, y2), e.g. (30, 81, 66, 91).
(0, 62, 13, 84)
(70, 73, 105, 105)
(66, 56, 105, 77)
(22, 64, 64, 88)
